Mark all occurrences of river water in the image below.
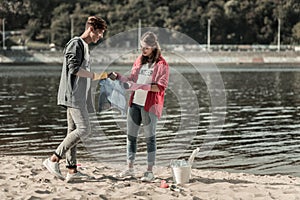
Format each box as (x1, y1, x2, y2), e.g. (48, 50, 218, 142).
(1, 64, 300, 177)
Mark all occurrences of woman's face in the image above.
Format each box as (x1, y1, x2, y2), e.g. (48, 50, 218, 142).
(140, 41, 154, 57)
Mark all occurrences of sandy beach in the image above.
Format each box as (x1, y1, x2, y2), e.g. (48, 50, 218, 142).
(1, 156, 300, 200)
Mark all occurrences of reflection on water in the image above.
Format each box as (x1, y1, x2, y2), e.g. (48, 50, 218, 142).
(1, 65, 300, 177)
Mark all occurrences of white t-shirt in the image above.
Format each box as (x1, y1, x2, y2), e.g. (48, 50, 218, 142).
(80, 38, 90, 100)
(133, 63, 154, 106)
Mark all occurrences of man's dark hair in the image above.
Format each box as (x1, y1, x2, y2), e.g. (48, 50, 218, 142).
(86, 16, 107, 31)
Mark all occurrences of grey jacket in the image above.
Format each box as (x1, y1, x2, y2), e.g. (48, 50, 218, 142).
(57, 37, 94, 113)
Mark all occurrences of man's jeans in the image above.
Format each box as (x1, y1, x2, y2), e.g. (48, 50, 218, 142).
(127, 103, 158, 167)
(55, 106, 90, 168)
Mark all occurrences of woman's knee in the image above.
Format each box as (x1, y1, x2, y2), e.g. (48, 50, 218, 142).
(146, 135, 156, 145)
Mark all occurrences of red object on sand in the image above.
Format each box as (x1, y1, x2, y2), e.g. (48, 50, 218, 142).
(160, 180, 169, 188)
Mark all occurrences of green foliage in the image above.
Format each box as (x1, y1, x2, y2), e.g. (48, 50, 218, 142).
(50, 4, 74, 47)
(292, 22, 300, 43)
(0, 0, 30, 29)
(25, 19, 41, 40)
(1, 0, 299, 47)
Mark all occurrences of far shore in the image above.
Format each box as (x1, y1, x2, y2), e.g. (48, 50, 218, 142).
(0, 50, 299, 66)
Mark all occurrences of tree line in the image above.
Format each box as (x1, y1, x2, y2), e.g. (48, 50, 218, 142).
(0, 0, 299, 48)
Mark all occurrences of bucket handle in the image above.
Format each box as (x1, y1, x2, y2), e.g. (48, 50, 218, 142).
(188, 147, 200, 166)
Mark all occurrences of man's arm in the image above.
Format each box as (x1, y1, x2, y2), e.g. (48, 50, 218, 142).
(76, 68, 107, 80)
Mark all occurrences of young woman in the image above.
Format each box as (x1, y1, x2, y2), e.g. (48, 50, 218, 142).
(112, 31, 169, 182)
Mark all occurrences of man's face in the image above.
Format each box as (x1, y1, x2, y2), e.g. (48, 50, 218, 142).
(90, 28, 105, 43)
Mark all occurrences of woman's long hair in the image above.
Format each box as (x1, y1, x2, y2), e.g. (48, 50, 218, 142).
(140, 32, 161, 65)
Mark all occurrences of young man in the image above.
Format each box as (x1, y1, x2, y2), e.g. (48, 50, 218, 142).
(43, 16, 108, 182)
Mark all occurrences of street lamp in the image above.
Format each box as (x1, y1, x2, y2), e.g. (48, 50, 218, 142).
(2, 18, 6, 50)
(207, 19, 211, 51)
(277, 18, 281, 52)
(70, 15, 74, 39)
(138, 19, 141, 51)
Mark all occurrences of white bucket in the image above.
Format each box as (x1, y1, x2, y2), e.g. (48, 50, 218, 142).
(171, 165, 191, 184)
(170, 148, 200, 184)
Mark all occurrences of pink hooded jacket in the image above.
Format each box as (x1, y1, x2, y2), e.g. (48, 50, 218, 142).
(127, 55, 169, 119)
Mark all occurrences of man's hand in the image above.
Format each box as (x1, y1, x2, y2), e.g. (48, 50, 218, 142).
(93, 72, 108, 80)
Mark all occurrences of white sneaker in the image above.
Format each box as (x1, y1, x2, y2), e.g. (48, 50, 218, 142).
(65, 171, 90, 183)
(118, 168, 135, 178)
(141, 171, 154, 182)
(43, 158, 64, 180)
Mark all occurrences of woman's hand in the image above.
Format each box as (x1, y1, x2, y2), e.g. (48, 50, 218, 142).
(124, 81, 151, 91)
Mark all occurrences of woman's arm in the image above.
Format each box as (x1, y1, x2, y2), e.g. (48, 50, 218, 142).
(124, 82, 161, 92)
